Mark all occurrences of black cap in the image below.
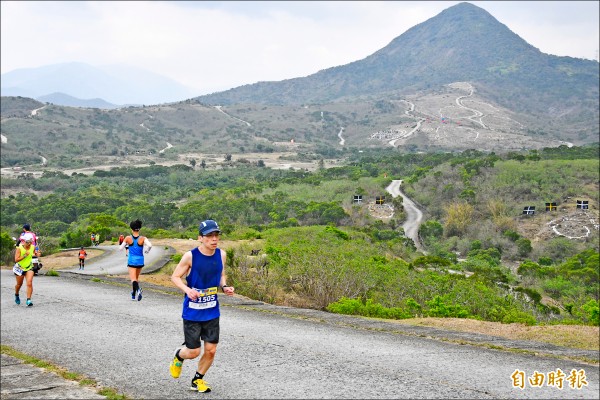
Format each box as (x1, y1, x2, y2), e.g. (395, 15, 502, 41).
(23, 224, 30, 230)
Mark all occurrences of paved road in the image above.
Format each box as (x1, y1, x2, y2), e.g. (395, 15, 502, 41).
(2, 265, 598, 399)
(62, 244, 173, 275)
(386, 179, 425, 251)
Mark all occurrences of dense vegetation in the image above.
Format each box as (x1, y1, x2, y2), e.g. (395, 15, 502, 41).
(1, 144, 598, 326)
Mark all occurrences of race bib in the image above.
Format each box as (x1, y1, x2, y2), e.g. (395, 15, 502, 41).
(188, 287, 218, 310)
(13, 263, 23, 276)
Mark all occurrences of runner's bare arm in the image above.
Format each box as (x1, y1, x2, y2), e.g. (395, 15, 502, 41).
(220, 251, 234, 296)
(171, 251, 198, 300)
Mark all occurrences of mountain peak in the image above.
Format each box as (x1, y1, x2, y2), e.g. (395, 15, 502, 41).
(197, 1, 596, 108)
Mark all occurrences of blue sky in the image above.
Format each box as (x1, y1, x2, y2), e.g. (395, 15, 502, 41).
(1, 1, 598, 95)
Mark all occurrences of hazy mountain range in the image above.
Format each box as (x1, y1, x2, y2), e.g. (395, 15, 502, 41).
(1, 2, 598, 169)
(1, 62, 197, 107)
(2, 3, 597, 127)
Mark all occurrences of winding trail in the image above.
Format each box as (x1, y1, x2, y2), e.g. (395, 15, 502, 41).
(338, 127, 345, 145)
(30, 105, 47, 116)
(214, 105, 251, 126)
(386, 179, 424, 251)
(158, 142, 173, 153)
(453, 83, 487, 129)
(389, 100, 425, 147)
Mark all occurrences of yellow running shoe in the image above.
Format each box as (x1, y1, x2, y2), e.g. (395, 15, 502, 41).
(169, 349, 183, 378)
(190, 378, 211, 393)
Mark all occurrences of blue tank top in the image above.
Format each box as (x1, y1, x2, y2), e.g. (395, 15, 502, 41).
(127, 236, 144, 267)
(181, 247, 223, 322)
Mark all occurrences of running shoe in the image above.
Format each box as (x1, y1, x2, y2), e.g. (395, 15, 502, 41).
(26, 299, 33, 307)
(137, 288, 143, 301)
(131, 291, 136, 301)
(15, 294, 20, 305)
(190, 378, 211, 393)
(169, 348, 183, 378)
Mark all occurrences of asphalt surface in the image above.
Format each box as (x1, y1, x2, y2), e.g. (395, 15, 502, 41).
(1, 245, 599, 399)
(61, 244, 174, 276)
(386, 180, 424, 251)
(1, 353, 105, 399)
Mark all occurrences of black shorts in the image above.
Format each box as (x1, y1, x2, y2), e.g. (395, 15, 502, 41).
(127, 265, 144, 269)
(183, 317, 220, 349)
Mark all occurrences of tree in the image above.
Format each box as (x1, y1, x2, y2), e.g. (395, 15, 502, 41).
(419, 220, 443, 241)
(0, 229, 15, 266)
(443, 202, 474, 236)
(516, 238, 532, 257)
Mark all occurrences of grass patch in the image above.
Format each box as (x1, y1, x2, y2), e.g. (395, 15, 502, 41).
(46, 269, 60, 276)
(393, 317, 600, 351)
(0, 344, 129, 400)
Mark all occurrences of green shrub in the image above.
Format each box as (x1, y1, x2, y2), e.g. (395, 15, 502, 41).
(0, 229, 15, 267)
(501, 310, 537, 325)
(419, 220, 443, 241)
(470, 240, 482, 251)
(327, 297, 365, 315)
(538, 256, 553, 266)
(324, 225, 349, 240)
(581, 300, 600, 326)
(516, 238, 532, 257)
(326, 297, 410, 319)
(229, 226, 262, 240)
(517, 261, 543, 277)
(405, 298, 422, 316)
(425, 295, 470, 318)
(503, 230, 520, 241)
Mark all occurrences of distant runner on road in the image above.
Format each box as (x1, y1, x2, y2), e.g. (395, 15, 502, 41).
(78, 247, 87, 270)
(119, 219, 152, 301)
(14, 232, 40, 307)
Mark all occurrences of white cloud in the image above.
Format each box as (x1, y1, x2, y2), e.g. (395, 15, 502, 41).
(2, 1, 598, 96)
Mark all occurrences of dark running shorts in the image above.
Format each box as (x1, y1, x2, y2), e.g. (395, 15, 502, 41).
(183, 317, 220, 349)
(127, 265, 144, 269)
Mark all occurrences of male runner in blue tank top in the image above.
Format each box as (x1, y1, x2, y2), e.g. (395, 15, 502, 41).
(169, 219, 234, 393)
